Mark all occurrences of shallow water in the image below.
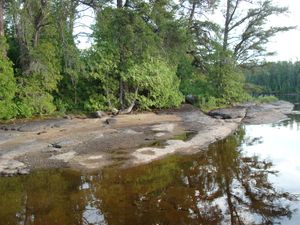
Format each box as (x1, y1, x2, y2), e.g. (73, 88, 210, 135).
(0, 118, 300, 225)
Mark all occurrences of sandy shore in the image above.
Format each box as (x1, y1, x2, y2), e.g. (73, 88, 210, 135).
(0, 100, 294, 176)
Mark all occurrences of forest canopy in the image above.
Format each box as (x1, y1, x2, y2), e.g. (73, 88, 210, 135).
(0, 0, 293, 119)
(246, 61, 300, 95)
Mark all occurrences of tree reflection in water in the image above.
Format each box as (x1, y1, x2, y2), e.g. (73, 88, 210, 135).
(0, 128, 297, 225)
(273, 114, 300, 131)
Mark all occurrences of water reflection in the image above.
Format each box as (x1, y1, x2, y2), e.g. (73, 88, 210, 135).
(275, 114, 300, 131)
(0, 128, 298, 225)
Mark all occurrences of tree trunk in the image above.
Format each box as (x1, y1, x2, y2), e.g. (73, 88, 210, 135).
(223, 0, 231, 52)
(189, 0, 196, 25)
(0, 0, 4, 37)
(117, 0, 123, 8)
(119, 79, 124, 110)
(119, 87, 138, 114)
(11, 5, 30, 72)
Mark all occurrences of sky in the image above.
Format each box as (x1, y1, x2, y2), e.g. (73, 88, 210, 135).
(75, 0, 300, 62)
(266, 0, 300, 61)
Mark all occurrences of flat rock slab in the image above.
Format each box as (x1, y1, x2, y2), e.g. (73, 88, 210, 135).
(244, 100, 294, 124)
(0, 101, 295, 176)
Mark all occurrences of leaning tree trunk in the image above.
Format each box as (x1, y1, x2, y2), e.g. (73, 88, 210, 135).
(119, 87, 138, 115)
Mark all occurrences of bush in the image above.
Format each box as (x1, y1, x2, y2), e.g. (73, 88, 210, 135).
(84, 94, 110, 112)
(127, 59, 184, 109)
(255, 95, 278, 103)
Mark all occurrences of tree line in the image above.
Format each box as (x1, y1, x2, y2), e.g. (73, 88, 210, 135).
(0, 0, 293, 119)
(246, 61, 300, 95)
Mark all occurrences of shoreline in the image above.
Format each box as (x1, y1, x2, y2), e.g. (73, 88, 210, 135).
(0, 100, 295, 176)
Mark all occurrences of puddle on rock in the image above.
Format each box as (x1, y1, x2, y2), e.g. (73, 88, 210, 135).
(173, 131, 197, 141)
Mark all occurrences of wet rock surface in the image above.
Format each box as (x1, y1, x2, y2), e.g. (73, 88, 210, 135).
(0, 101, 294, 176)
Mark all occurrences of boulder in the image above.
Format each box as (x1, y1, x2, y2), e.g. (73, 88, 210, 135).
(208, 106, 247, 119)
(185, 94, 198, 104)
(105, 118, 117, 125)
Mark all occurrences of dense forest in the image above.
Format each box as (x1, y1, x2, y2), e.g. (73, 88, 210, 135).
(246, 61, 300, 94)
(0, 0, 293, 120)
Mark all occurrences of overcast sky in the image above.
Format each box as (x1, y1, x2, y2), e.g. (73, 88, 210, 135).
(266, 0, 300, 61)
(76, 0, 300, 62)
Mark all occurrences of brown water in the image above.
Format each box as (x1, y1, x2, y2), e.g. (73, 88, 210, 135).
(0, 116, 300, 225)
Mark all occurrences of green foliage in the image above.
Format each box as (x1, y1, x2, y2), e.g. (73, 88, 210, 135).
(127, 59, 184, 109)
(0, 37, 17, 119)
(209, 55, 251, 105)
(16, 42, 61, 117)
(254, 95, 278, 103)
(84, 94, 110, 112)
(177, 58, 213, 98)
(88, 7, 185, 111)
(246, 61, 300, 94)
(0, 0, 292, 120)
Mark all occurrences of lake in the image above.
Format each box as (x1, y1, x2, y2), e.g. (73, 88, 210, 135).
(0, 105, 299, 224)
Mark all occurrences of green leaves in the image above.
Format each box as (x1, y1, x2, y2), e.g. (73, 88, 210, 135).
(0, 37, 17, 119)
(127, 59, 184, 109)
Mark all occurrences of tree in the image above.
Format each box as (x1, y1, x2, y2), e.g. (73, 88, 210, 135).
(245, 61, 300, 95)
(87, 1, 186, 112)
(5, 0, 62, 117)
(0, 0, 17, 119)
(222, 0, 294, 65)
(194, 0, 294, 105)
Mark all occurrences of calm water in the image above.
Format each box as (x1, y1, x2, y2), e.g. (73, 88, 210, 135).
(0, 115, 300, 224)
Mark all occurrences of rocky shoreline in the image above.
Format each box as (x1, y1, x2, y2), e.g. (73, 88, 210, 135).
(0, 100, 295, 176)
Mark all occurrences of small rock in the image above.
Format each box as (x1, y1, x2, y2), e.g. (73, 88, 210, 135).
(50, 143, 62, 149)
(63, 115, 72, 119)
(91, 110, 107, 118)
(106, 118, 117, 125)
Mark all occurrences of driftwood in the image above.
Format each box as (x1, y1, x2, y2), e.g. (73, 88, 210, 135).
(118, 87, 138, 115)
